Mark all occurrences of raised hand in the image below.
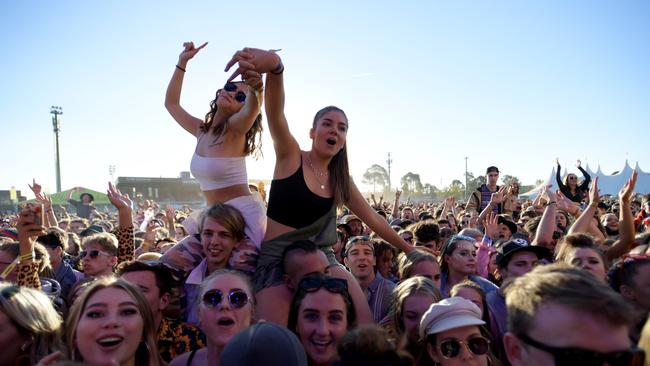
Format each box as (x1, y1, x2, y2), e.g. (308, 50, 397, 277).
(395, 190, 402, 200)
(588, 176, 600, 206)
(28, 178, 42, 196)
(618, 170, 637, 204)
(489, 186, 507, 205)
(17, 205, 46, 243)
(224, 47, 281, 82)
(241, 69, 264, 91)
(107, 182, 132, 211)
(165, 205, 175, 222)
(178, 41, 208, 64)
(576, 159, 582, 168)
(483, 212, 499, 239)
(555, 157, 560, 166)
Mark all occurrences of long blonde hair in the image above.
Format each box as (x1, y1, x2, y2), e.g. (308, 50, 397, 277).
(64, 278, 162, 366)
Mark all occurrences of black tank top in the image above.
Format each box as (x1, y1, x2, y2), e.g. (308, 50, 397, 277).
(267, 158, 334, 228)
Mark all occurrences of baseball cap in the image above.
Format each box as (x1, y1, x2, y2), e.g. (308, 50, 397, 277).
(495, 238, 551, 268)
(340, 214, 362, 225)
(486, 166, 500, 174)
(419, 297, 485, 340)
(498, 216, 517, 235)
(221, 322, 307, 366)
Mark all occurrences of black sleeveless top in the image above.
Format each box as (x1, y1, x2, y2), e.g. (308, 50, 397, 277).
(267, 159, 334, 228)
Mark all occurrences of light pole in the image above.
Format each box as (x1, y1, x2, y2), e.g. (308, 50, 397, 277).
(50, 106, 63, 193)
(386, 152, 393, 191)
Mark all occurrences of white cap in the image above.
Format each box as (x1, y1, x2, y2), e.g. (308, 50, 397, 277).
(419, 297, 485, 340)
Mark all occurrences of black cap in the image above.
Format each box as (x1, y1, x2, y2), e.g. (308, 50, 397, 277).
(486, 166, 500, 174)
(221, 322, 308, 366)
(496, 239, 551, 268)
(498, 216, 517, 235)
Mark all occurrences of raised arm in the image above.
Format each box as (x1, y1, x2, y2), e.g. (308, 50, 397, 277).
(576, 160, 591, 189)
(225, 48, 299, 161)
(347, 180, 413, 254)
(164, 42, 207, 137)
(225, 68, 264, 136)
(16, 205, 47, 289)
(391, 190, 401, 220)
(555, 159, 565, 189)
(568, 177, 603, 239)
(28, 179, 58, 227)
(606, 171, 638, 260)
(107, 182, 135, 264)
(532, 185, 557, 246)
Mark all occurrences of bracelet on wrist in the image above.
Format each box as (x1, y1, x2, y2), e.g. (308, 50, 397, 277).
(176, 64, 186, 72)
(270, 59, 284, 75)
(19, 252, 35, 262)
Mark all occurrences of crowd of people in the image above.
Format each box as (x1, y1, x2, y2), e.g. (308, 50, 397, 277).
(1, 44, 650, 366)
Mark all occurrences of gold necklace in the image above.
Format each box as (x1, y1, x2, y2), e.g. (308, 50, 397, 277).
(307, 152, 328, 190)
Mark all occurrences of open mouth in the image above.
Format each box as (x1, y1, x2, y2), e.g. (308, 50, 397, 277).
(217, 318, 235, 326)
(311, 339, 332, 350)
(326, 138, 336, 146)
(97, 336, 123, 348)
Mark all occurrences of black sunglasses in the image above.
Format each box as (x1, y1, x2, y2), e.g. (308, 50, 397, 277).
(222, 82, 246, 103)
(436, 336, 490, 359)
(518, 333, 645, 366)
(299, 276, 348, 294)
(79, 250, 110, 259)
(202, 289, 249, 309)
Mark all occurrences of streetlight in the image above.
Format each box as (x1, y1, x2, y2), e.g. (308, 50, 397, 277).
(50, 106, 63, 193)
(464, 156, 468, 201)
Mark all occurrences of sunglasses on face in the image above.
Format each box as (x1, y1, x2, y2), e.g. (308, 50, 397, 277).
(435, 335, 490, 359)
(299, 276, 348, 294)
(518, 333, 645, 366)
(79, 250, 111, 259)
(202, 289, 249, 309)
(220, 82, 246, 103)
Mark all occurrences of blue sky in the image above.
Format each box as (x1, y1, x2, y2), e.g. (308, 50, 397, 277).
(2, 1, 648, 198)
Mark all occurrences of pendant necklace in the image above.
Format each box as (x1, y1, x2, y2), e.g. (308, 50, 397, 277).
(307, 152, 328, 190)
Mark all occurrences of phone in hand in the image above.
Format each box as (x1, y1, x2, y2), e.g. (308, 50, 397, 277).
(21, 203, 44, 226)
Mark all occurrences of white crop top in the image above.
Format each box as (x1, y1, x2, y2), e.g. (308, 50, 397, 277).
(190, 153, 248, 191)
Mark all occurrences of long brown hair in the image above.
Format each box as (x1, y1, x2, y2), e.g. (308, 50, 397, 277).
(313, 106, 350, 206)
(200, 82, 263, 158)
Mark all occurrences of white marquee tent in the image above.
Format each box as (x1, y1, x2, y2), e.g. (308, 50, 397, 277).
(520, 161, 650, 199)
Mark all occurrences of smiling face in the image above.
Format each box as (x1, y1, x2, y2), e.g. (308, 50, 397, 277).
(199, 273, 254, 347)
(310, 110, 348, 158)
(296, 288, 348, 366)
(74, 287, 144, 366)
(602, 214, 618, 231)
(344, 242, 376, 282)
(201, 217, 239, 273)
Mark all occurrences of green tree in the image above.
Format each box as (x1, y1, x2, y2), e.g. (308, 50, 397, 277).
(400, 172, 423, 196)
(362, 164, 390, 193)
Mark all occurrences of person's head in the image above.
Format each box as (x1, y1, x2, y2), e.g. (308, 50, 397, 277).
(440, 235, 477, 276)
(80, 193, 94, 204)
(486, 166, 499, 187)
(0, 283, 63, 366)
(282, 240, 329, 292)
(420, 297, 494, 366)
(389, 276, 442, 345)
(65, 277, 161, 366)
(398, 229, 414, 245)
(555, 210, 570, 231)
(202, 81, 263, 157)
(495, 239, 550, 282)
(563, 173, 579, 189)
(116, 260, 176, 321)
(373, 240, 396, 280)
(401, 207, 415, 221)
(0, 241, 52, 283)
(81, 232, 118, 277)
(458, 228, 483, 243)
(336, 325, 409, 366)
(343, 236, 376, 282)
(198, 204, 246, 272)
(221, 322, 308, 366)
(341, 215, 363, 237)
(173, 224, 188, 241)
(288, 274, 356, 366)
(198, 269, 255, 348)
(555, 233, 608, 281)
(397, 249, 441, 288)
(609, 254, 650, 313)
(37, 228, 68, 266)
(66, 232, 81, 256)
(497, 216, 517, 240)
(412, 220, 441, 253)
(504, 263, 640, 366)
(70, 219, 89, 234)
(450, 281, 490, 326)
(601, 213, 619, 233)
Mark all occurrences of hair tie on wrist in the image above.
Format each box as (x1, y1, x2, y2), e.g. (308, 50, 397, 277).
(176, 65, 186, 72)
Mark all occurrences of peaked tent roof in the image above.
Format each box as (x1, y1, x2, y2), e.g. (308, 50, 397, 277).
(519, 161, 650, 199)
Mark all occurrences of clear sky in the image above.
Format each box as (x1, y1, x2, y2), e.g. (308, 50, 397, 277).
(2, 1, 649, 198)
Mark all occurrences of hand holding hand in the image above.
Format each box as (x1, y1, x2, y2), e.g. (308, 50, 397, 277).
(225, 47, 281, 81)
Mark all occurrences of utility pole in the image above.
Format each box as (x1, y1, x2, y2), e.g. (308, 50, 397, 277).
(386, 152, 393, 190)
(109, 165, 116, 183)
(464, 156, 468, 200)
(50, 106, 63, 193)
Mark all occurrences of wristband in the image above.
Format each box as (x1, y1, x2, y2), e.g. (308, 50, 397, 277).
(270, 60, 284, 75)
(19, 252, 35, 262)
(176, 64, 186, 72)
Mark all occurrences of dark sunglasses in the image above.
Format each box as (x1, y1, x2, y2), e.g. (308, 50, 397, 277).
(79, 250, 111, 259)
(221, 82, 246, 103)
(436, 336, 490, 359)
(202, 289, 249, 309)
(299, 276, 348, 294)
(518, 333, 645, 366)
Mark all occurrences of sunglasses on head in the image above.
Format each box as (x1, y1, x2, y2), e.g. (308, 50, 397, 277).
(202, 289, 249, 309)
(518, 333, 645, 366)
(435, 335, 490, 359)
(220, 82, 246, 103)
(79, 250, 111, 259)
(299, 276, 348, 294)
